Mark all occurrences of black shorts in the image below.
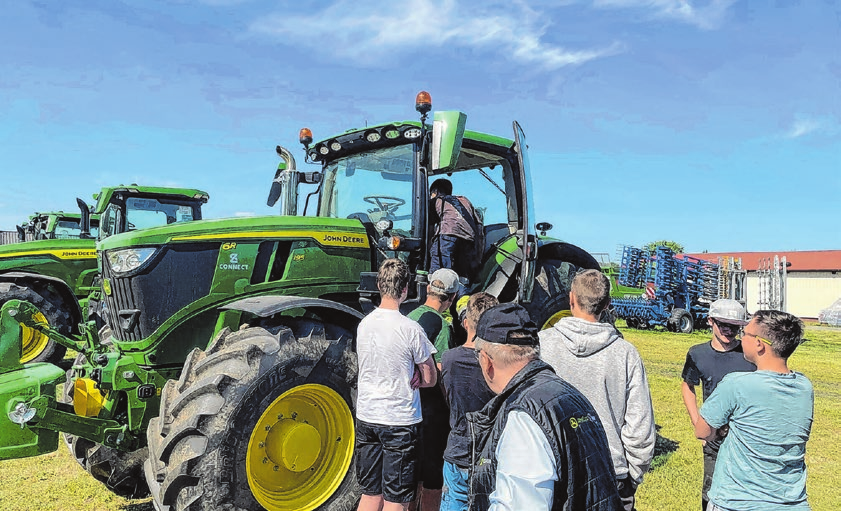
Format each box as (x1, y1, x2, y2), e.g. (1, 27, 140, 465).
(355, 420, 420, 503)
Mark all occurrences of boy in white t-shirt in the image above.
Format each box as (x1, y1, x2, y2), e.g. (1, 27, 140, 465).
(356, 258, 438, 511)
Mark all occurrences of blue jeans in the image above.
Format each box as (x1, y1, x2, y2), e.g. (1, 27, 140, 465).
(429, 234, 458, 275)
(440, 461, 470, 511)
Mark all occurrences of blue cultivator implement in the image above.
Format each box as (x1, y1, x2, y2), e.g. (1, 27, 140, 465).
(612, 246, 720, 333)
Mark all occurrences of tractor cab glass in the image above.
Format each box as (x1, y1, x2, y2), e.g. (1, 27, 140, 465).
(53, 218, 100, 239)
(100, 196, 202, 240)
(434, 163, 510, 230)
(319, 144, 416, 237)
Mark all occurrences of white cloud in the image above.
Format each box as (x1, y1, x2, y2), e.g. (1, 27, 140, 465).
(593, 0, 737, 30)
(234, 211, 257, 217)
(786, 119, 820, 139)
(249, 0, 624, 70)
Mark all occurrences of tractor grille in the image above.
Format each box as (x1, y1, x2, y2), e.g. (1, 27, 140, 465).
(102, 244, 218, 341)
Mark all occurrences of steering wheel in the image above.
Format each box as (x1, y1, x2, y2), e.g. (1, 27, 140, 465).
(363, 195, 406, 215)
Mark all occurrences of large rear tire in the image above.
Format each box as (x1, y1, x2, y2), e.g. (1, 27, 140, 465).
(60, 331, 150, 499)
(145, 319, 360, 511)
(0, 282, 70, 364)
(525, 243, 601, 330)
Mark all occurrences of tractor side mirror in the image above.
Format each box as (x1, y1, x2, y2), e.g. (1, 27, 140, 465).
(430, 111, 467, 172)
(267, 172, 284, 207)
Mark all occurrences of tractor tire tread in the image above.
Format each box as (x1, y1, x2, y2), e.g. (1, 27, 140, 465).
(146, 320, 359, 511)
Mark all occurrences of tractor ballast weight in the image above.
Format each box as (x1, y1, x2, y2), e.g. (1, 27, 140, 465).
(0, 93, 600, 510)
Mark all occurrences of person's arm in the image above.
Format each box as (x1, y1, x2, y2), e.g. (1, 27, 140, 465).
(694, 416, 718, 443)
(695, 374, 738, 444)
(410, 324, 436, 388)
(489, 410, 556, 511)
(417, 356, 437, 388)
(680, 352, 702, 426)
(681, 381, 701, 426)
(622, 356, 656, 484)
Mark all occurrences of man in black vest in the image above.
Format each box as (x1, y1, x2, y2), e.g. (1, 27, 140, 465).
(429, 178, 483, 282)
(467, 303, 622, 511)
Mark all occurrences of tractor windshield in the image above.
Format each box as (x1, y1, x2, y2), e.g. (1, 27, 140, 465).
(100, 196, 200, 239)
(53, 219, 99, 239)
(319, 144, 416, 235)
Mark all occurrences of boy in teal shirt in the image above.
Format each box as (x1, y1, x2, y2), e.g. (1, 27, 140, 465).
(695, 310, 813, 510)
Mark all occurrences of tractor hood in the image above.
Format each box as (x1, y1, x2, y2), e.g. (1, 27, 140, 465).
(97, 215, 372, 357)
(0, 238, 97, 264)
(97, 216, 370, 252)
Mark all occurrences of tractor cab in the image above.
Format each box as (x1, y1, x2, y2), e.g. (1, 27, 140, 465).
(270, 92, 538, 304)
(17, 211, 100, 242)
(93, 185, 209, 240)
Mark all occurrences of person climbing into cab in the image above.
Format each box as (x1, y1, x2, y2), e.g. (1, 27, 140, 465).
(428, 178, 483, 283)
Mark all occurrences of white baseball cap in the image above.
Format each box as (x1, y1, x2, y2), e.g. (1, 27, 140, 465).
(709, 299, 748, 326)
(429, 268, 460, 294)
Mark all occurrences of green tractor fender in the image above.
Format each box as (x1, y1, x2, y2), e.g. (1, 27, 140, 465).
(220, 295, 364, 331)
(0, 272, 83, 331)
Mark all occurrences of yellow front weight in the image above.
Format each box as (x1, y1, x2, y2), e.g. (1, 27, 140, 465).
(73, 378, 106, 417)
(246, 384, 354, 511)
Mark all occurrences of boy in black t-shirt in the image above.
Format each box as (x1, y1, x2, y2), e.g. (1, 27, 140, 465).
(439, 293, 498, 511)
(681, 299, 755, 511)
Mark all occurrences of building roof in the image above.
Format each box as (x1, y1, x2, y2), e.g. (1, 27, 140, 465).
(682, 251, 841, 272)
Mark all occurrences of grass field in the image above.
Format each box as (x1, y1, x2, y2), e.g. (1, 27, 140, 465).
(0, 323, 838, 511)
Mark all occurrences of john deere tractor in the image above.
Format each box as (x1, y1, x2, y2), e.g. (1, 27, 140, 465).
(0, 186, 208, 364)
(0, 93, 599, 510)
(16, 209, 101, 242)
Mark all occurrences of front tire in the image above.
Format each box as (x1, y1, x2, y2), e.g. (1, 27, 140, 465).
(145, 319, 360, 511)
(0, 282, 70, 364)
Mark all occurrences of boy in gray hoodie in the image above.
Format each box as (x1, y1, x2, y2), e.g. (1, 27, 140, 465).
(539, 269, 655, 511)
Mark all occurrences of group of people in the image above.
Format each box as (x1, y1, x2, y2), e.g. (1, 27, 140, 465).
(352, 179, 813, 511)
(683, 299, 813, 511)
(352, 256, 814, 511)
(354, 260, 655, 511)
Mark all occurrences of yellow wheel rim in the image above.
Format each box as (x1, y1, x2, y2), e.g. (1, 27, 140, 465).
(247, 383, 354, 511)
(20, 311, 50, 363)
(542, 309, 572, 330)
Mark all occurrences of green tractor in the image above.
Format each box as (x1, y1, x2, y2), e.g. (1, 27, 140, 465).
(0, 186, 209, 364)
(0, 93, 599, 510)
(16, 209, 101, 242)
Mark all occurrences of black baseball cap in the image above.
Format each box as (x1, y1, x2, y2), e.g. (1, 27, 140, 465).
(475, 303, 539, 346)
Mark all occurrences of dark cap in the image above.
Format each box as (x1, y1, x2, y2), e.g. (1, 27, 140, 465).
(475, 303, 539, 346)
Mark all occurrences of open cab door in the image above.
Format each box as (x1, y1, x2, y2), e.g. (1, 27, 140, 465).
(513, 121, 537, 303)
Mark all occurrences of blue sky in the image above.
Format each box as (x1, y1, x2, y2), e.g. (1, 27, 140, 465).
(1, 0, 838, 257)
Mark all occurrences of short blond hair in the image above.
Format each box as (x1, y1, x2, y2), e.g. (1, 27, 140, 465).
(571, 269, 611, 316)
(377, 258, 410, 299)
